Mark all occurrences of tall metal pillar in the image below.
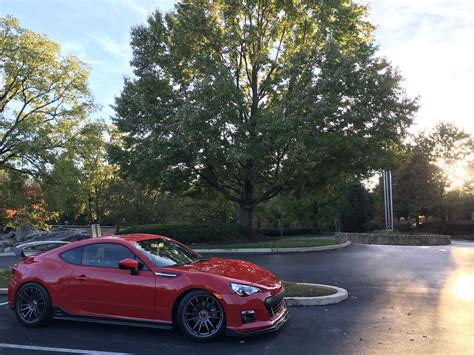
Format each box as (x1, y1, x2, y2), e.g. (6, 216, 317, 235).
(383, 170, 394, 231)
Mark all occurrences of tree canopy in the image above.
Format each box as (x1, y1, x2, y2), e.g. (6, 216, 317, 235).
(0, 16, 92, 175)
(111, 0, 418, 236)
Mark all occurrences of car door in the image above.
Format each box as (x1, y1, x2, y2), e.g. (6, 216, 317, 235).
(66, 243, 156, 320)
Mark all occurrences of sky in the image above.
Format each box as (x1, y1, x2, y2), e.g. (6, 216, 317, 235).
(1, 0, 473, 134)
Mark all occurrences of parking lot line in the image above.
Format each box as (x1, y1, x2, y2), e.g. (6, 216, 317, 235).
(0, 343, 132, 354)
(0, 302, 8, 306)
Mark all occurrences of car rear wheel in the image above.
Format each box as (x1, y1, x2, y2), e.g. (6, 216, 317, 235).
(177, 290, 225, 342)
(15, 283, 51, 327)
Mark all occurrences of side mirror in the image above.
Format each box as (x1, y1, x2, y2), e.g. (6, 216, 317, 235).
(119, 258, 139, 275)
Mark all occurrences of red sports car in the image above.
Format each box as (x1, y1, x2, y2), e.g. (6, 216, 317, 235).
(8, 234, 289, 341)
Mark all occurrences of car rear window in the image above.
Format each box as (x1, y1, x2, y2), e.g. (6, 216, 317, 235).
(60, 247, 83, 265)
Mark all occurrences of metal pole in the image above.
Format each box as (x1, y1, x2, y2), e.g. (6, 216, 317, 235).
(383, 171, 388, 229)
(383, 170, 394, 231)
(389, 170, 394, 230)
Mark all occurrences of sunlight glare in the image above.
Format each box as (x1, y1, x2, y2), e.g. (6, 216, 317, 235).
(450, 273, 474, 301)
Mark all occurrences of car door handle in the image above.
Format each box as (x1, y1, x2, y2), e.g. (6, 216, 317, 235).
(75, 275, 89, 281)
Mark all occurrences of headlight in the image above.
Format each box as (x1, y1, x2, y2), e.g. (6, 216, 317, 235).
(230, 283, 262, 296)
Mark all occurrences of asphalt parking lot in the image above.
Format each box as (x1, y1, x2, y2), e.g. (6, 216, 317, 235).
(0, 241, 473, 354)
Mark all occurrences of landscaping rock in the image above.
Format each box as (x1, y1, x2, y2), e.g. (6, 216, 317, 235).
(3, 246, 14, 254)
(0, 231, 15, 240)
(0, 240, 14, 253)
(46, 226, 90, 241)
(15, 225, 41, 243)
(0, 225, 91, 252)
(335, 232, 451, 246)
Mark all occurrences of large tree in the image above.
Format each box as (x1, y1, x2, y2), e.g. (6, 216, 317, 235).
(392, 147, 443, 225)
(112, 0, 417, 236)
(421, 123, 474, 230)
(43, 122, 114, 225)
(0, 16, 91, 175)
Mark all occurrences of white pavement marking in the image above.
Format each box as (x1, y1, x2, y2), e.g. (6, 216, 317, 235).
(0, 343, 132, 354)
(0, 302, 8, 306)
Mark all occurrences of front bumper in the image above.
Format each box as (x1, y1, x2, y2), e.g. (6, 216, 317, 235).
(225, 305, 290, 337)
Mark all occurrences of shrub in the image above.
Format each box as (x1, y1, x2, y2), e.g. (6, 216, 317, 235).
(364, 220, 385, 231)
(394, 221, 412, 233)
(256, 228, 313, 237)
(117, 223, 239, 243)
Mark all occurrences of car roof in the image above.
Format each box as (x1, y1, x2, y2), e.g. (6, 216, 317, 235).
(114, 234, 168, 243)
(37, 234, 168, 257)
(71, 234, 168, 246)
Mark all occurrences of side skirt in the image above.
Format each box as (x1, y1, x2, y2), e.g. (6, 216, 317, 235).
(52, 307, 174, 330)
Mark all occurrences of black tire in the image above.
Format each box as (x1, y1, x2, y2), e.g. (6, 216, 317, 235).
(177, 290, 226, 342)
(14, 283, 51, 327)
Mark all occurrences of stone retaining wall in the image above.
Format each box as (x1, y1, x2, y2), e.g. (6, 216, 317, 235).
(335, 232, 451, 246)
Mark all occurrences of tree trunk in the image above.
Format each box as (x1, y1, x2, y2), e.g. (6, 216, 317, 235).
(94, 186, 100, 224)
(239, 179, 254, 238)
(440, 214, 447, 234)
(88, 193, 95, 224)
(239, 205, 253, 238)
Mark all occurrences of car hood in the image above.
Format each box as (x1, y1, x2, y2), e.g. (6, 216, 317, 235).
(174, 258, 281, 289)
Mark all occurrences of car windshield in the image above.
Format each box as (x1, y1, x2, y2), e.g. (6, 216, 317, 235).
(132, 238, 202, 267)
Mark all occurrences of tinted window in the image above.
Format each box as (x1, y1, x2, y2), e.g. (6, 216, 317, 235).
(133, 238, 202, 267)
(61, 247, 83, 265)
(82, 243, 135, 268)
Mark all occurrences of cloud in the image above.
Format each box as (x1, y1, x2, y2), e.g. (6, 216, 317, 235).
(116, 0, 175, 20)
(89, 34, 131, 62)
(358, 0, 474, 133)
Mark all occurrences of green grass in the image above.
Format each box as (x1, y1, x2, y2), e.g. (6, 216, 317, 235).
(282, 281, 337, 297)
(193, 239, 339, 249)
(0, 268, 10, 288)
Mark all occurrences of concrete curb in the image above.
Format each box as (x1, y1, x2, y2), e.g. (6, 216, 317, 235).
(195, 241, 351, 254)
(285, 283, 348, 306)
(0, 288, 6, 295)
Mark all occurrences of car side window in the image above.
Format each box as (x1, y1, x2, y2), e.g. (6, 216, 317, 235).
(61, 247, 83, 265)
(61, 243, 150, 270)
(82, 243, 135, 268)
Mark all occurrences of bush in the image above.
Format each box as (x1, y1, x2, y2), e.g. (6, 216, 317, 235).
(256, 228, 313, 237)
(116, 223, 240, 244)
(364, 220, 385, 231)
(394, 221, 412, 233)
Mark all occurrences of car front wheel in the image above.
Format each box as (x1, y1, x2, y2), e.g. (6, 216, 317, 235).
(177, 290, 225, 342)
(15, 283, 51, 327)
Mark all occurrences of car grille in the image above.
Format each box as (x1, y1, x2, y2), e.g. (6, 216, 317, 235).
(265, 290, 286, 318)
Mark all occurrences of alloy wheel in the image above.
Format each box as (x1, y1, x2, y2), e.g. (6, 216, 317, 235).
(17, 285, 47, 324)
(182, 294, 224, 338)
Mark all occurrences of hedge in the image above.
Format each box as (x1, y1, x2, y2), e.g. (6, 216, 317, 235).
(117, 223, 240, 243)
(256, 228, 313, 237)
